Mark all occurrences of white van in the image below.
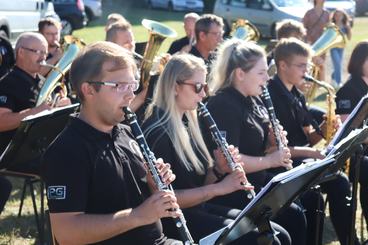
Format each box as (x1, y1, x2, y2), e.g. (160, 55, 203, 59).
(0, 0, 58, 42)
(214, 0, 311, 38)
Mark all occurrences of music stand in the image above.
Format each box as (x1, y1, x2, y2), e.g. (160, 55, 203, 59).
(0, 103, 79, 244)
(326, 94, 368, 155)
(199, 156, 336, 245)
(322, 126, 368, 177)
(0, 103, 79, 172)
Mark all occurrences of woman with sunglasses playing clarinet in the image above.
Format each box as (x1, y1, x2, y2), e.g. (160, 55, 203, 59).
(141, 53, 291, 244)
(204, 39, 308, 245)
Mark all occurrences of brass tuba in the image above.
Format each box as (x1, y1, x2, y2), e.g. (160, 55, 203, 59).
(305, 23, 347, 105)
(36, 35, 85, 106)
(230, 19, 260, 42)
(140, 19, 177, 89)
(303, 74, 336, 144)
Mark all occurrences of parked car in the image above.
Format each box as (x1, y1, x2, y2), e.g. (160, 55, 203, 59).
(146, 0, 204, 12)
(84, 0, 102, 23)
(0, 0, 57, 41)
(53, 0, 87, 35)
(324, 0, 355, 23)
(214, 0, 311, 38)
(355, 0, 368, 15)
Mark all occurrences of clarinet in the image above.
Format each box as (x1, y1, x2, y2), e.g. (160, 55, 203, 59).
(197, 102, 256, 199)
(123, 107, 194, 245)
(260, 86, 292, 170)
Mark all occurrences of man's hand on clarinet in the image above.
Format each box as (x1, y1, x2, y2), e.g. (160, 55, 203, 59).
(131, 191, 181, 225)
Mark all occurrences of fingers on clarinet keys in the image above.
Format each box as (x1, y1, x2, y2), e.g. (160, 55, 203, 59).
(242, 182, 254, 191)
(166, 207, 182, 218)
(156, 159, 176, 185)
(161, 191, 181, 218)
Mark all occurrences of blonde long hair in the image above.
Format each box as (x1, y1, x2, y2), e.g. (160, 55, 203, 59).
(145, 54, 212, 174)
(210, 39, 265, 94)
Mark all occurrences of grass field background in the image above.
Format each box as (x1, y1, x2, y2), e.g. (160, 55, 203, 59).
(1, 0, 368, 244)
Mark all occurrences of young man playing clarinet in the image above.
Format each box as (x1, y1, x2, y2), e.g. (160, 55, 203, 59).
(41, 41, 183, 244)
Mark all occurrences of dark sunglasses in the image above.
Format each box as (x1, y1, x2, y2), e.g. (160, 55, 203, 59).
(177, 81, 208, 94)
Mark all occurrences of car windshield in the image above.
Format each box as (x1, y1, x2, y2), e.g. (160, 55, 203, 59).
(272, 0, 308, 7)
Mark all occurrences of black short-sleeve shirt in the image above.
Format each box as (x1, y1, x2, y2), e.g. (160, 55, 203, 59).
(167, 36, 190, 55)
(335, 76, 368, 115)
(205, 87, 271, 191)
(0, 66, 41, 153)
(41, 116, 167, 245)
(267, 75, 311, 147)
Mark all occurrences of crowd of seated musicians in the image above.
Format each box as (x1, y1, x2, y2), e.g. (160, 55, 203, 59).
(0, 12, 368, 245)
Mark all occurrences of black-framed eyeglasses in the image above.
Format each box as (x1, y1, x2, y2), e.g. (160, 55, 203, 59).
(87, 81, 140, 93)
(177, 81, 208, 94)
(21, 47, 48, 56)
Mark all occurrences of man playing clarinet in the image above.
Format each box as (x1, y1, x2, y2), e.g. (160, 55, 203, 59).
(41, 41, 183, 244)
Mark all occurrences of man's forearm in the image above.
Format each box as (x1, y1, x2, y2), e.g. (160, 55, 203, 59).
(50, 209, 147, 244)
(0, 109, 33, 131)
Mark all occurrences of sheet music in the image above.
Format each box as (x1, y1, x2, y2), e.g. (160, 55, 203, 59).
(23, 103, 79, 121)
(326, 126, 368, 157)
(326, 94, 368, 153)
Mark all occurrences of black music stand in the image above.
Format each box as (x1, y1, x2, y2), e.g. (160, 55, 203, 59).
(326, 94, 368, 154)
(0, 103, 79, 244)
(0, 103, 79, 171)
(325, 94, 368, 245)
(199, 156, 336, 245)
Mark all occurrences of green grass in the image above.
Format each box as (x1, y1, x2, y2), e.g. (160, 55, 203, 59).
(1, 1, 368, 244)
(73, 5, 187, 53)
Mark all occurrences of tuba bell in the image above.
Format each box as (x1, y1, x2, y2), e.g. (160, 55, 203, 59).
(140, 19, 177, 89)
(230, 19, 260, 42)
(305, 23, 347, 105)
(36, 35, 85, 106)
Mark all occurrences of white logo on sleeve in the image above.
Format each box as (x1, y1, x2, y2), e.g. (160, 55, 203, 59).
(47, 186, 66, 200)
(338, 100, 351, 109)
(0, 96, 7, 104)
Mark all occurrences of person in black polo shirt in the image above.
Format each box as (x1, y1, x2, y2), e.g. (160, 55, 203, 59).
(335, 40, 368, 232)
(42, 41, 182, 245)
(0, 32, 70, 161)
(268, 38, 360, 245)
(142, 53, 291, 244)
(189, 14, 223, 73)
(168, 13, 199, 55)
(206, 39, 309, 245)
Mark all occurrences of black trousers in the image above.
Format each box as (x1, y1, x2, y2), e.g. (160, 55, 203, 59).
(300, 171, 360, 245)
(162, 202, 291, 245)
(0, 176, 12, 214)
